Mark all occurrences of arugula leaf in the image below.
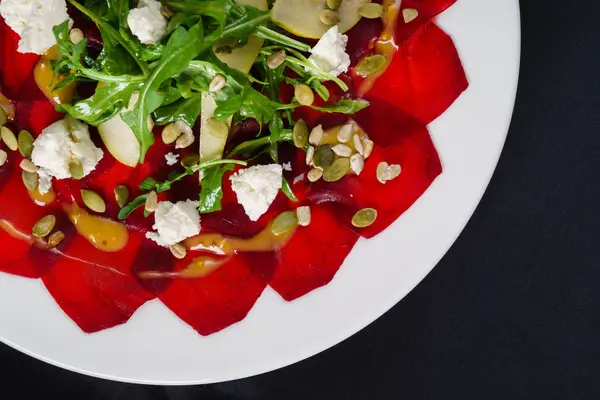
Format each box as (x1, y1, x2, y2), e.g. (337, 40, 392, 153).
(198, 164, 236, 213)
(165, 0, 233, 27)
(153, 93, 202, 127)
(311, 99, 370, 114)
(281, 177, 299, 202)
(117, 193, 148, 220)
(59, 82, 138, 126)
(214, 94, 244, 121)
(268, 113, 284, 162)
(122, 24, 205, 162)
(227, 130, 293, 158)
(210, 4, 270, 43)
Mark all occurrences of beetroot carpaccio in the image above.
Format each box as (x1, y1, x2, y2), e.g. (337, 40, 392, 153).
(0, 0, 466, 335)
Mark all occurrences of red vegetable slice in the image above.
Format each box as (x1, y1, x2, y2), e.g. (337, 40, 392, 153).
(159, 253, 269, 335)
(0, 20, 39, 100)
(395, 0, 457, 44)
(268, 204, 360, 301)
(41, 229, 153, 333)
(306, 124, 442, 238)
(359, 22, 468, 125)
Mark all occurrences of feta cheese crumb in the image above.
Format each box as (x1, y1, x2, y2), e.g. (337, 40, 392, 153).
(145, 200, 201, 247)
(282, 162, 292, 171)
(308, 26, 351, 77)
(0, 0, 72, 55)
(165, 152, 179, 166)
(31, 117, 104, 194)
(230, 164, 283, 221)
(127, 0, 167, 45)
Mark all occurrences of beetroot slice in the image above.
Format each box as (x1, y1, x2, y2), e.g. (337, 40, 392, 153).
(306, 124, 442, 238)
(41, 230, 154, 333)
(159, 253, 269, 336)
(0, 20, 39, 100)
(395, 0, 457, 44)
(359, 23, 468, 125)
(268, 204, 360, 301)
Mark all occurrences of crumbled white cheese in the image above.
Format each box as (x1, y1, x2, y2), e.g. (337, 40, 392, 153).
(308, 26, 351, 77)
(0, 0, 72, 55)
(165, 152, 179, 166)
(145, 200, 201, 247)
(127, 0, 167, 45)
(282, 162, 292, 171)
(230, 164, 283, 221)
(31, 117, 104, 194)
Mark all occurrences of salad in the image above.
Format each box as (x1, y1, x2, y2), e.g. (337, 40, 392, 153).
(0, 0, 467, 335)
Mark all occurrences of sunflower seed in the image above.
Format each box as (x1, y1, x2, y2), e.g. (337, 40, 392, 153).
(160, 5, 173, 18)
(352, 208, 378, 228)
(337, 123, 354, 143)
(332, 144, 352, 157)
(0, 149, 6, 166)
(358, 3, 384, 19)
(209, 74, 226, 92)
(169, 243, 187, 259)
(19, 159, 36, 173)
(305, 145, 315, 165)
(376, 161, 401, 183)
(309, 124, 324, 146)
(145, 191, 158, 213)
(320, 9, 341, 25)
(362, 138, 374, 158)
(206, 117, 229, 139)
(402, 8, 419, 24)
(175, 127, 195, 149)
(162, 123, 181, 144)
(114, 185, 130, 208)
(1, 126, 17, 151)
(271, 211, 298, 236)
(307, 167, 323, 182)
(47, 231, 65, 248)
(350, 153, 364, 175)
(17, 130, 34, 159)
(353, 134, 364, 155)
(293, 119, 309, 148)
(296, 206, 311, 226)
(69, 28, 84, 44)
(323, 157, 350, 182)
(267, 50, 287, 69)
(32, 215, 56, 238)
(81, 190, 106, 213)
(21, 170, 38, 191)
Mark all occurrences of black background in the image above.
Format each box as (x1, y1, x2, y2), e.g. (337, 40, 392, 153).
(2, 0, 599, 398)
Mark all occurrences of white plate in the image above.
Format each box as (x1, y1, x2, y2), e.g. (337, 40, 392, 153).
(0, 0, 520, 385)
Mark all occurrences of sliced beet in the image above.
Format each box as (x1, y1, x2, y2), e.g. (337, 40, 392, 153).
(395, 0, 457, 44)
(306, 124, 442, 238)
(159, 253, 268, 335)
(0, 20, 39, 100)
(268, 204, 359, 301)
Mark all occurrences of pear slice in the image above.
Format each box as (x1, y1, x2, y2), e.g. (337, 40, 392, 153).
(272, 0, 370, 39)
(199, 93, 231, 163)
(97, 113, 141, 168)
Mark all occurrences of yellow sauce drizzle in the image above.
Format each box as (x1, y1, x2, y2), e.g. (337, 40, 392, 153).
(34, 46, 76, 105)
(0, 219, 46, 248)
(357, 0, 402, 97)
(28, 187, 56, 206)
(65, 204, 129, 252)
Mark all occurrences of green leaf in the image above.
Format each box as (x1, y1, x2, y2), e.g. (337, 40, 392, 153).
(198, 164, 236, 213)
(268, 113, 284, 162)
(311, 99, 370, 114)
(281, 177, 298, 202)
(213, 94, 244, 121)
(165, 0, 234, 27)
(117, 193, 148, 220)
(139, 177, 159, 191)
(211, 4, 270, 42)
(227, 129, 293, 158)
(153, 93, 202, 127)
(122, 24, 205, 162)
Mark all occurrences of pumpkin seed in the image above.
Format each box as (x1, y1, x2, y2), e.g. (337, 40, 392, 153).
(350, 153, 364, 175)
(161, 123, 181, 144)
(314, 145, 335, 169)
(47, 231, 65, 248)
(353, 134, 364, 155)
(337, 123, 354, 143)
(295, 84, 314, 106)
(22, 170, 38, 191)
(206, 117, 229, 139)
(358, 3, 384, 19)
(267, 50, 286, 69)
(293, 119, 309, 148)
(169, 243, 187, 259)
(305, 145, 315, 165)
(181, 153, 200, 168)
(175, 128, 195, 149)
(209, 74, 226, 92)
(296, 206, 311, 226)
(0, 149, 7, 166)
(319, 9, 341, 25)
(0, 107, 7, 126)
(309, 124, 324, 146)
(17, 130, 34, 159)
(332, 144, 352, 157)
(32, 215, 56, 238)
(68, 159, 84, 180)
(81, 189, 106, 213)
(323, 157, 350, 182)
(363, 138, 374, 158)
(69, 28, 84, 44)
(402, 8, 419, 23)
(326, 0, 342, 10)
(1, 126, 18, 151)
(145, 191, 158, 213)
(307, 167, 323, 182)
(19, 159, 36, 173)
(351, 208, 378, 228)
(355, 54, 387, 77)
(114, 185, 129, 208)
(271, 211, 298, 236)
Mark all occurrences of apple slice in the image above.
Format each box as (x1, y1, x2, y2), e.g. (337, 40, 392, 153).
(272, 0, 371, 39)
